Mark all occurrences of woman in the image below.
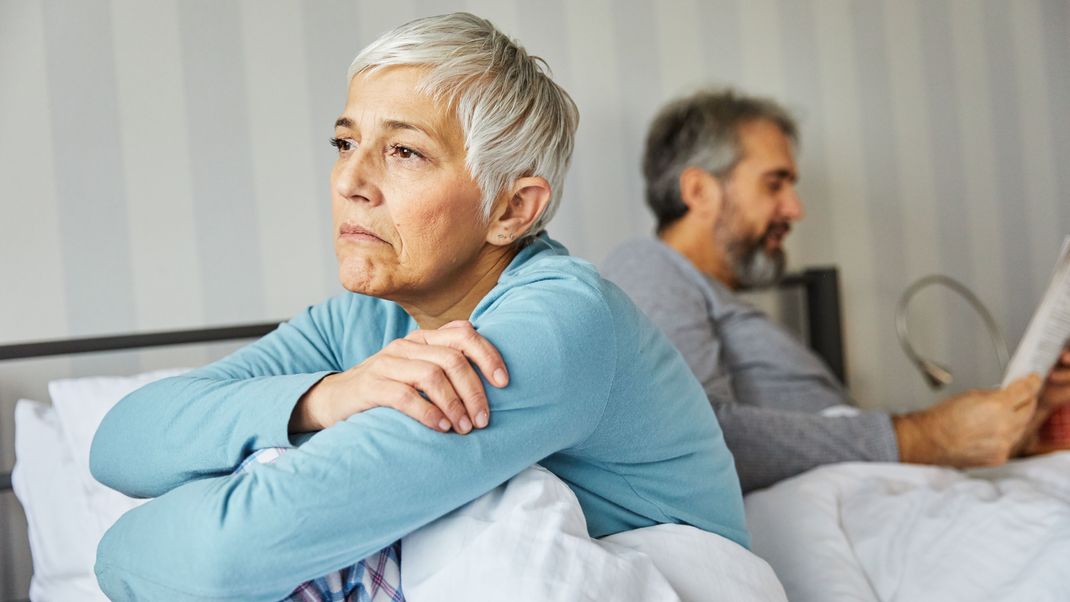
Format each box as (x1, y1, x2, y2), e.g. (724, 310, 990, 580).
(90, 13, 748, 601)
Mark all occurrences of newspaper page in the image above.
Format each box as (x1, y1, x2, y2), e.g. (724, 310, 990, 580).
(1002, 236, 1070, 387)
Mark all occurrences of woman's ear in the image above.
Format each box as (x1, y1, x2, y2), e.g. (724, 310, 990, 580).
(678, 166, 723, 226)
(486, 176, 551, 245)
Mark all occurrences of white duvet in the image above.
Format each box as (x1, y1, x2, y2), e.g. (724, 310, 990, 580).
(404, 465, 786, 602)
(744, 452, 1070, 602)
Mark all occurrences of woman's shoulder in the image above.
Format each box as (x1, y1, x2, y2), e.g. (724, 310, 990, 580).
(484, 236, 618, 320)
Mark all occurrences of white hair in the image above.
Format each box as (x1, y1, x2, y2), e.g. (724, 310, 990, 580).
(348, 12, 579, 242)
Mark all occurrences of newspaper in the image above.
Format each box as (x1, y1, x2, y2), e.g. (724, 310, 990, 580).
(1002, 236, 1070, 387)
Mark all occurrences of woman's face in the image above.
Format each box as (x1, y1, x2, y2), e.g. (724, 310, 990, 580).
(330, 66, 491, 302)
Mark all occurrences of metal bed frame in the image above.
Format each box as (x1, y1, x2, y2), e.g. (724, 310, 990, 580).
(0, 267, 843, 598)
(0, 321, 279, 494)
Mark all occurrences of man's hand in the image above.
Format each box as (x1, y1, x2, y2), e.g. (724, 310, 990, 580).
(893, 374, 1042, 467)
(289, 320, 508, 434)
(1016, 343, 1070, 456)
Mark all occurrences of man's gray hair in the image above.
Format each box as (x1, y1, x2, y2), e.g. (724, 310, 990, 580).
(643, 89, 798, 232)
(349, 13, 579, 241)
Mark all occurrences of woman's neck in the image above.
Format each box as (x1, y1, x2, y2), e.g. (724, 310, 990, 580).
(400, 245, 518, 330)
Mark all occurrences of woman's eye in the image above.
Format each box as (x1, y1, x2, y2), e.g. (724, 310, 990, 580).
(329, 137, 354, 153)
(390, 144, 423, 161)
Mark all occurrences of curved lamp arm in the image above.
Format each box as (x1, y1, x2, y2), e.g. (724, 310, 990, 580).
(895, 274, 1009, 389)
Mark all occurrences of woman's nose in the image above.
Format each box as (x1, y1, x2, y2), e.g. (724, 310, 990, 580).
(333, 148, 381, 204)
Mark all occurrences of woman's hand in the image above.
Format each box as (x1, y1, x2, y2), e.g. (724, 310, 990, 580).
(289, 321, 508, 434)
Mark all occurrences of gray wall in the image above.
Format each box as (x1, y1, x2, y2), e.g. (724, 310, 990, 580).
(2, 0, 1069, 597)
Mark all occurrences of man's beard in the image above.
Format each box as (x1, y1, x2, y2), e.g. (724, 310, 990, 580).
(715, 202, 789, 289)
(732, 234, 786, 289)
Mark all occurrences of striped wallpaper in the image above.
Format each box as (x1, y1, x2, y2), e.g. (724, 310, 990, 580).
(1, 0, 1069, 596)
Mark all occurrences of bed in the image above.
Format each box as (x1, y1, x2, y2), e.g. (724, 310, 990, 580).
(3, 274, 847, 602)
(0, 269, 853, 601)
(745, 452, 1070, 601)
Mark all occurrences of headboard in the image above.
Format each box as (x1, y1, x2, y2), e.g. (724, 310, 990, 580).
(776, 267, 847, 384)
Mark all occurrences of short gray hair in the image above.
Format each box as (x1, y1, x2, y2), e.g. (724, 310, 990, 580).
(349, 13, 579, 241)
(643, 89, 797, 232)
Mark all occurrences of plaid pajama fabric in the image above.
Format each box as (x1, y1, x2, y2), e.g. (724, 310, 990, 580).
(237, 448, 405, 602)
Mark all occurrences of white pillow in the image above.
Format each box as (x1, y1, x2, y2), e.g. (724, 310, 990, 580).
(12, 400, 106, 601)
(48, 368, 187, 532)
(402, 465, 786, 602)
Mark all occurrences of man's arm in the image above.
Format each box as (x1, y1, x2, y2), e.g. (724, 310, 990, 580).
(94, 282, 616, 601)
(713, 402, 897, 492)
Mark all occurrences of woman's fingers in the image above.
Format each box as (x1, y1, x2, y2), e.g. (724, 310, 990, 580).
(389, 339, 488, 431)
(407, 321, 509, 388)
(377, 352, 473, 433)
(356, 322, 508, 434)
(381, 380, 452, 433)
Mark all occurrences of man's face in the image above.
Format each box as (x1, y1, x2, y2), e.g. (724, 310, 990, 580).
(714, 119, 803, 288)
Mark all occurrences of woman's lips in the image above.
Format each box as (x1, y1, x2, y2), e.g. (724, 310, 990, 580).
(338, 223, 386, 244)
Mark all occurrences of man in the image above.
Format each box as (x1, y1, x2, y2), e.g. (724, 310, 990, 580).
(602, 89, 1070, 492)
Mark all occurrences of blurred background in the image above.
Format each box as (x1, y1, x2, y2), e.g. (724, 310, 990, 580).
(1, 0, 1069, 596)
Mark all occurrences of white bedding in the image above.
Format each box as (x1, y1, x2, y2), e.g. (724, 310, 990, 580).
(14, 371, 785, 601)
(404, 465, 785, 602)
(745, 454, 1070, 602)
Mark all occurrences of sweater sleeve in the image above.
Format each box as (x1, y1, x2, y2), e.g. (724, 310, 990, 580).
(89, 298, 351, 498)
(93, 280, 616, 602)
(713, 402, 898, 492)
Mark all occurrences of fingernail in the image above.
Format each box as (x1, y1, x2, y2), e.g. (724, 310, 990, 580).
(459, 416, 472, 433)
(475, 411, 488, 428)
(438, 419, 451, 432)
(494, 369, 508, 387)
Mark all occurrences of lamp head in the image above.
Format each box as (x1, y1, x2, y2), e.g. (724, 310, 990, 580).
(918, 358, 953, 389)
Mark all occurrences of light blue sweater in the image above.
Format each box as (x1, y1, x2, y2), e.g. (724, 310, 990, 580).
(90, 235, 748, 601)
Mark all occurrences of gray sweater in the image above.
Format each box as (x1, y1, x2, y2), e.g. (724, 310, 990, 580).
(602, 239, 899, 492)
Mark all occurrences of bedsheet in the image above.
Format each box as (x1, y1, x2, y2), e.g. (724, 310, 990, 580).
(744, 452, 1070, 602)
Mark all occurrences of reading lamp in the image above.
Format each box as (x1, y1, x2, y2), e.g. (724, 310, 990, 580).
(895, 274, 1009, 389)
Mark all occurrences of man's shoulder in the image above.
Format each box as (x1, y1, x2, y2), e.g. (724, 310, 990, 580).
(601, 238, 723, 309)
(602, 238, 681, 280)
